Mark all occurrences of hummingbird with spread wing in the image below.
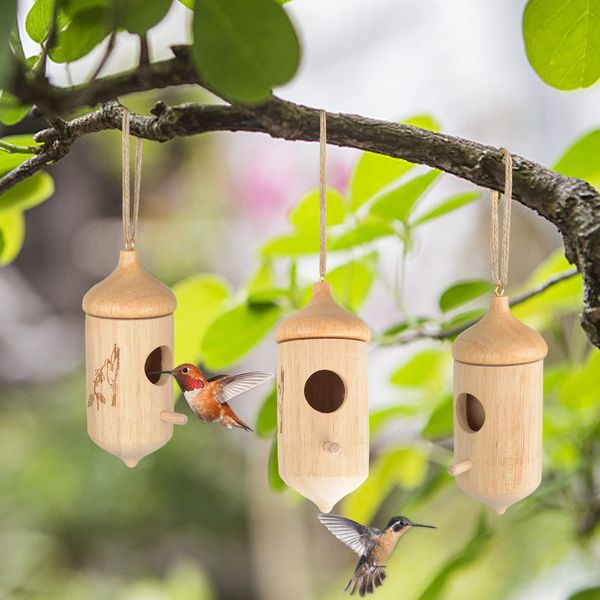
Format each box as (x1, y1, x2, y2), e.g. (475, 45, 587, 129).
(318, 513, 435, 596)
(151, 364, 272, 431)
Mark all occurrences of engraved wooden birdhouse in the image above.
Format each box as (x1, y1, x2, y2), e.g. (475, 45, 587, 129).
(276, 281, 370, 513)
(448, 295, 548, 514)
(83, 250, 187, 468)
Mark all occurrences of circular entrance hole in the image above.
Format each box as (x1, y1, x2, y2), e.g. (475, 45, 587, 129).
(144, 345, 172, 385)
(456, 393, 485, 432)
(304, 370, 346, 413)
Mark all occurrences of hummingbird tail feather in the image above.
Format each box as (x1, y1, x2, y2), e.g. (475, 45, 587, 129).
(346, 561, 386, 596)
(222, 410, 253, 432)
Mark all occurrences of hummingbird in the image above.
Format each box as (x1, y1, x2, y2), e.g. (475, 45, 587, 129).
(150, 363, 272, 431)
(318, 513, 435, 597)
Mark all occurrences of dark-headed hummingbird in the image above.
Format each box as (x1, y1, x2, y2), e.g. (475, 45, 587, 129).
(150, 364, 272, 431)
(318, 513, 435, 596)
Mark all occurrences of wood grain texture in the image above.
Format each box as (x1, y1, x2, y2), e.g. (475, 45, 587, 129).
(85, 314, 176, 468)
(82, 250, 177, 319)
(451, 360, 543, 514)
(276, 281, 371, 343)
(277, 338, 369, 513)
(453, 295, 548, 366)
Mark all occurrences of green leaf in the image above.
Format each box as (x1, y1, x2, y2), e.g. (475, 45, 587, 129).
(326, 254, 376, 312)
(26, 0, 54, 44)
(261, 232, 319, 257)
(192, 0, 300, 103)
(0, 2, 17, 88)
(417, 515, 493, 600)
(246, 262, 288, 304)
(0, 173, 54, 212)
(554, 129, 600, 189)
(413, 191, 479, 226)
(349, 115, 439, 212)
(344, 447, 428, 524)
(331, 218, 393, 250)
(438, 308, 485, 341)
(369, 404, 422, 436)
(438, 279, 492, 312)
(523, 0, 600, 90)
(569, 587, 600, 600)
(289, 188, 345, 231)
(370, 170, 441, 222)
(350, 153, 414, 213)
(0, 210, 25, 265)
(49, 7, 112, 63)
(256, 387, 276, 438)
(558, 351, 600, 412)
(380, 316, 430, 339)
(178, 0, 194, 8)
(422, 395, 453, 440)
(390, 349, 448, 389)
(247, 262, 274, 293)
(268, 437, 286, 491)
(172, 274, 231, 367)
(512, 249, 582, 324)
(201, 302, 282, 369)
(119, 0, 173, 35)
(403, 115, 440, 131)
(0, 92, 31, 126)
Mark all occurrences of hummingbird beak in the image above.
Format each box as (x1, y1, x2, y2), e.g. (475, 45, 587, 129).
(147, 370, 173, 376)
(412, 523, 436, 529)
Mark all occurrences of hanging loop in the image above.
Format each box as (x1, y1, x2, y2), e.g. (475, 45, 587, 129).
(319, 110, 327, 281)
(122, 108, 143, 252)
(490, 148, 512, 296)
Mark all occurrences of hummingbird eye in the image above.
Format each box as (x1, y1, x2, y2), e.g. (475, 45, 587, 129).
(182, 367, 189, 374)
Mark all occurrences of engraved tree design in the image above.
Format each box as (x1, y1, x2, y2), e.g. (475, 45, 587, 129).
(88, 344, 120, 410)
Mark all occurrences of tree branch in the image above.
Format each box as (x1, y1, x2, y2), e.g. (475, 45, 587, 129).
(3, 46, 600, 347)
(379, 268, 580, 346)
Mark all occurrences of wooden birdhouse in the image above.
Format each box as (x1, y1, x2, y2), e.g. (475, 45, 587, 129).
(448, 295, 548, 514)
(83, 249, 187, 468)
(276, 281, 370, 513)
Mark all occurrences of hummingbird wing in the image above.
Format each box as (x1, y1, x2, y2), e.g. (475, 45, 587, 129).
(318, 513, 379, 557)
(212, 371, 273, 404)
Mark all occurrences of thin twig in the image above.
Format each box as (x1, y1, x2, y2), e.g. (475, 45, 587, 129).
(379, 268, 580, 346)
(35, 1, 60, 79)
(139, 34, 150, 66)
(0, 140, 41, 155)
(89, 30, 118, 81)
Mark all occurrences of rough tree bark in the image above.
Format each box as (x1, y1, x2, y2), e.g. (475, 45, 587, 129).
(3, 46, 600, 347)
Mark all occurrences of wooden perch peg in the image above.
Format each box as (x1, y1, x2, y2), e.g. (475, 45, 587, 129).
(160, 410, 188, 425)
(448, 459, 473, 476)
(322, 441, 340, 454)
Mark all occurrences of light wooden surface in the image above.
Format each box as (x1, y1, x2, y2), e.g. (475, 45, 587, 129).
(86, 314, 183, 467)
(450, 360, 543, 514)
(277, 338, 369, 512)
(160, 410, 188, 425)
(453, 295, 547, 366)
(83, 250, 177, 319)
(276, 280, 371, 343)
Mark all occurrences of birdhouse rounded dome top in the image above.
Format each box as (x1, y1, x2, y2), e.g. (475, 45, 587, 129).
(452, 295, 547, 365)
(276, 281, 371, 343)
(82, 250, 177, 319)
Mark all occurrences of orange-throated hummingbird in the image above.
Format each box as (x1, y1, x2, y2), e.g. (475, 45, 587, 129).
(150, 363, 272, 431)
(318, 513, 436, 596)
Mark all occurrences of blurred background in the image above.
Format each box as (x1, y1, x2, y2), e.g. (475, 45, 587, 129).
(1, 1, 599, 599)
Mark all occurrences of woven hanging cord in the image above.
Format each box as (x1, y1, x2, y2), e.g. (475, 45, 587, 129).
(319, 110, 327, 280)
(490, 148, 513, 296)
(122, 108, 143, 251)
